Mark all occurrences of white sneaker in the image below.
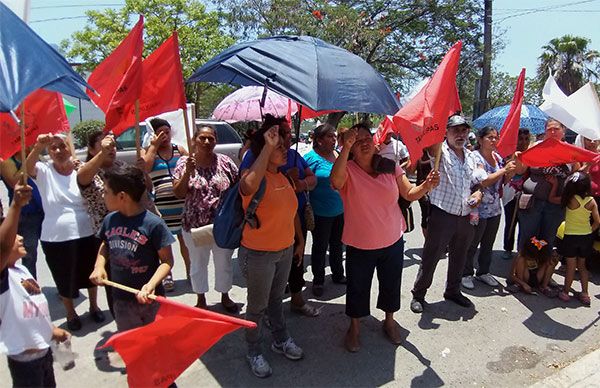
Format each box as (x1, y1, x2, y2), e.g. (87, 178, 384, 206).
(246, 354, 272, 378)
(271, 337, 304, 360)
(461, 276, 475, 289)
(477, 273, 499, 287)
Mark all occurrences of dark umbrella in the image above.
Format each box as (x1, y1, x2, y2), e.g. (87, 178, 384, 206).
(188, 35, 400, 115)
(0, 2, 92, 113)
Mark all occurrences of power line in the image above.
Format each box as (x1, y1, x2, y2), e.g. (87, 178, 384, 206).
(495, 0, 600, 22)
(31, 3, 123, 10)
(30, 16, 89, 24)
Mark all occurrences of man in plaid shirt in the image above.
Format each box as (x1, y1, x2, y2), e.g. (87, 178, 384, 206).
(410, 115, 483, 313)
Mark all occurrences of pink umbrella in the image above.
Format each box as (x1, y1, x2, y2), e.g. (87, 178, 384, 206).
(212, 86, 298, 122)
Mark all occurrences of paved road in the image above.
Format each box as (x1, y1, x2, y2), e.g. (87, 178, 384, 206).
(2, 185, 600, 387)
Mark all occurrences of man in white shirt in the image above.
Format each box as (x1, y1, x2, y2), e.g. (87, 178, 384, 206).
(378, 133, 410, 165)
(410, 115, 483, 313)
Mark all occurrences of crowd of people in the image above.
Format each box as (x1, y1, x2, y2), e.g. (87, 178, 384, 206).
(1, 112, 599, 384)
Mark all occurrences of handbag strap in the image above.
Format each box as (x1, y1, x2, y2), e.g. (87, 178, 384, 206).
(244, 178, 266, 228)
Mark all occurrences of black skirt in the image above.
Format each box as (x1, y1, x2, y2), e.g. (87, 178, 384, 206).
(41, 235, 100, 298)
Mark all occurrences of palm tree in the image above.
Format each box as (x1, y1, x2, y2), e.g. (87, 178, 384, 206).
(536, 35, 599, 95)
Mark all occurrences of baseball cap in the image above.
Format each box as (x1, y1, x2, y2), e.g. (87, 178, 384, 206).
(447, 115, 471, 128)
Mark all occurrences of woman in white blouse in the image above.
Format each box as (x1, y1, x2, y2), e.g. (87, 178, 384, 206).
(26, 134, 104, 331)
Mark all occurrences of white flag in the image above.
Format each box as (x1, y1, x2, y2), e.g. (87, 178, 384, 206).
(143, 104, 195, 151)
(539, 74, 600, 140)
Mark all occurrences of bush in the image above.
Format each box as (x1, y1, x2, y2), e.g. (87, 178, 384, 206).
(72, 120, 104, 148)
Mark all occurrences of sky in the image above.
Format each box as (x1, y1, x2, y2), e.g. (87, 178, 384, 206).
(15, 0, 600, 79)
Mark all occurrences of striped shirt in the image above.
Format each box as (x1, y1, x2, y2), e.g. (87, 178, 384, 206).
(428, 141, 479, 216)
(149, 145, 185, 233)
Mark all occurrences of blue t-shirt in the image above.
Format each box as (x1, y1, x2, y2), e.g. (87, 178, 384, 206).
(97, 210, 175, 301)
(1, 157, 44, 215)
(303, 150, 343, 217)
(240, 148, 309, 214)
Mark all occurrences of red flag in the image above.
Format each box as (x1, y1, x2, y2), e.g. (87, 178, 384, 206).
(373, 116, 395, 145)
(299, 106, 339, 121)
(0, 90, 70, 160)
(392, 41, 463, 164)
(518, 138, 599, 167)
(496, 69, 526, 158)
(286, 99, 292, 124)
(107, 31, 187, 136)
(86, 16, 144, 113)
(100, 296, 255, 388)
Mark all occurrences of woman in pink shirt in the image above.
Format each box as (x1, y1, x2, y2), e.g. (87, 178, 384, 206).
(331, 123, 439, 352)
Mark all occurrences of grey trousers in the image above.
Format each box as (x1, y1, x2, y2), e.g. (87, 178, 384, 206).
(464, 214, 502, 277)
(412, 205, 476, 300)
(240, 245, 293, 356)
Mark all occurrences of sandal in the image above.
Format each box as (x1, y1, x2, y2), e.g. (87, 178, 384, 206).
(291, 303, 320, 317)
(539, 287, 558, 298)
(579, 294, 591, 307)
(558, 291, 570, 302)
(162, 274, 175, 292)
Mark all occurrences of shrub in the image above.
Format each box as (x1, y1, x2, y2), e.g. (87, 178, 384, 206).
(72, 120, 104, 148)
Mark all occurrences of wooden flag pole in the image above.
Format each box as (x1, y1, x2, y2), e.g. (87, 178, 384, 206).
(102, 279, 157, 300)
(182, 104, 193, 154)
(135, 100, 141, 159)
(19, 104, 27, 183)
(433, 142, 443, 171)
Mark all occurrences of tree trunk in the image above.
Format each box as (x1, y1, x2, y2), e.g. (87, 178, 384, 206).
(476, 0, 493, 118)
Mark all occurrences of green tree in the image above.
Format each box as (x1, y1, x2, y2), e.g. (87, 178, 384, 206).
(72, 120, 105, 148)
(60, 0, 235, 114)
(536, 35, 600, 95)
(487, 70, 542, 109)
(216, 0, 484, 108)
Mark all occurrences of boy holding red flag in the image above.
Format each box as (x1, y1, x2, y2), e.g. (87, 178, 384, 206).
(89, 165, 175, 331)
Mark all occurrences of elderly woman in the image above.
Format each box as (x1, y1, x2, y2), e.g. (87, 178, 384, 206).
(516, 118, 571, 296)
(461, 127, 516, 290)
(330, 123, 439, 352)
(142, 118, 190, 289)
(239, 123, 305, 378)
(303, 124, 346, 296)
(172, 125, 239, 312)
(25, 134, 104, 330)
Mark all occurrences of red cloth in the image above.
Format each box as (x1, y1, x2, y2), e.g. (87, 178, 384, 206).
(100, 296, 255, 388)
(86, 16, 144, 115)
(107, 31, 188, 136)
(518, 138, 599, 167)
(496, 68, 525, 158)
(299, 106, 339, 120)
(0, 89, 69, 159)
(373, 116, 395, 145)
(391, 42, 463, 164)
(589, 161, 600, 197)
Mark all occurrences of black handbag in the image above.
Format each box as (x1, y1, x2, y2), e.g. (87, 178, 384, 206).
(398, 197, 415, 233)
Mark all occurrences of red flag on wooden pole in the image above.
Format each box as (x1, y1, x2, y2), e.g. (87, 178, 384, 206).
(392, 41, 463, 164)
(0, 89, 70, 159)
(107, 31, 187, 136)
(518, 138, 599, 167)
(86, 15, 144, 113)
(496, 68, 526, 158)
(99, 295, 255, 388)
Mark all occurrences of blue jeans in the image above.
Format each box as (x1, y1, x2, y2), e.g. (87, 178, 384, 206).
(18, 211, 44, 279)
(517, 199, 565, 251)
(310, 214, 345, 285)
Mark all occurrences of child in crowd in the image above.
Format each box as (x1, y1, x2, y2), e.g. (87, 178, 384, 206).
(1, 182, 70, 387)
(90, 165, 175, 331)
(508, 236, 553, 294)
(557, 172, 600, 306)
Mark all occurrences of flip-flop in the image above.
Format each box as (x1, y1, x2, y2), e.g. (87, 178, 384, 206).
(579, 294, 591, 307)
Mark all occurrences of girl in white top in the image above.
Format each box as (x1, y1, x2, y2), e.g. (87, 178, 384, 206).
(26, 134, 105, 331)
(0, 183, 70, 387)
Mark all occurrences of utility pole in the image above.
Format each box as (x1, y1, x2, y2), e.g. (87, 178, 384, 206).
(475, 0, 492, 119)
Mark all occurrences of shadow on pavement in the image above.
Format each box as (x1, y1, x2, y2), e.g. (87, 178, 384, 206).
(198, 300, 442, 387)
(417, 301, 478, 330)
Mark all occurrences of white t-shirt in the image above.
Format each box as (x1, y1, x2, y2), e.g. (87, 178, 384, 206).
(0, 264, 53, 356)
(35, 161, 94, 242)
(379, 138, 409, 164)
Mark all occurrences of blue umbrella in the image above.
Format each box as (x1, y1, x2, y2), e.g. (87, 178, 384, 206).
(188, 35, 400, 115)
(0, 2, 92, 113)
(473, 104, 549, 135)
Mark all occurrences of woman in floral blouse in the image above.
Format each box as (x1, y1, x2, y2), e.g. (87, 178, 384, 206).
(173, 124, 239, 312)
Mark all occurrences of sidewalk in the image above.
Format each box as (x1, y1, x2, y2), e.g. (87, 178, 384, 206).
(531, 347, 600, 388)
